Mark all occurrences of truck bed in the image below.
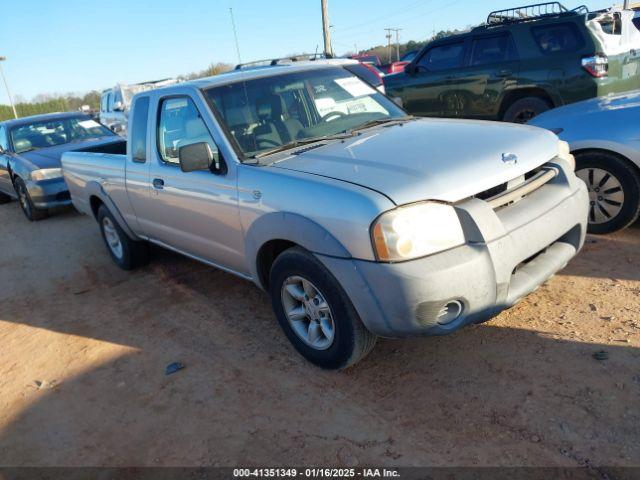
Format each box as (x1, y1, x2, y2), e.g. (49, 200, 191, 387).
(61, 146, 127, 217)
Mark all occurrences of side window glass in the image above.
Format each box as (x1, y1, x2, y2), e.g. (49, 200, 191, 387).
(130, 96, 150, 163)
(471, 35, 517, 66)
(107, 93, 114, 111)
(532, 23, 583, 54)
(157, 96, 218, 165)
(0, 127, 8, 151)
(417, 42, 465, 71)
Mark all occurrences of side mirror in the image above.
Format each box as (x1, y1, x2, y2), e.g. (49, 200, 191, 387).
(404, 63, 417, 75)
(111, 123, 125, 134)
(178, 142, 214, 173)
(113, 101, 125, 112)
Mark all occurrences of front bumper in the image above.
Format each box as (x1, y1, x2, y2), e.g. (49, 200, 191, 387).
(26, 177, 72, 209)
(318, 160, 589, 338)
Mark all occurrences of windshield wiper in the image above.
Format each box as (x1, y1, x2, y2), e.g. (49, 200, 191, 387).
(253, 133, 353, 159)
(346, 116, 414, 135)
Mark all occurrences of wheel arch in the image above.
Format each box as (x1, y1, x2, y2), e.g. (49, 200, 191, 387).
(572, 147, 640, 178)
(83, 181, 141, 241)
(499, 87, 558, 120)
(246, 212, 352, 290)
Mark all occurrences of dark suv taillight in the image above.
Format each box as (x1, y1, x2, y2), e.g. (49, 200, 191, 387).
(582, 54, 609, 78)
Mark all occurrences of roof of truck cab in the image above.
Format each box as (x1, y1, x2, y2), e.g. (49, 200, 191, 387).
(157, 63, 341, 93)
(0, 112, 88, 129)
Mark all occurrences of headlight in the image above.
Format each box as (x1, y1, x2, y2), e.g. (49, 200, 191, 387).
(371, 202, 465, 262)
(557, 141, 575, 172)
(31, 168, 63, 181)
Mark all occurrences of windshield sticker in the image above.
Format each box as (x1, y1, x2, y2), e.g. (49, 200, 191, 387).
(334, 77, 376, 98)
(78, 120, 101, 129)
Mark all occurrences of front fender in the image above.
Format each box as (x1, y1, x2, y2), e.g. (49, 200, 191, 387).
(244, 212, 352, 284)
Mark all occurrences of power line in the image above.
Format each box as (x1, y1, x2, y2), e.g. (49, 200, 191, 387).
(337, 0, 435, 33)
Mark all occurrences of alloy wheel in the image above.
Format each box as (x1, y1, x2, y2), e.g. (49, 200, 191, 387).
(102, 217, 124, 259)
(281, 275, 335, 351)
(577, 167, 625, 225)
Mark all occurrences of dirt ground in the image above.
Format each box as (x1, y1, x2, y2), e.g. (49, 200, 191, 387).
(0, 201, 638, 468)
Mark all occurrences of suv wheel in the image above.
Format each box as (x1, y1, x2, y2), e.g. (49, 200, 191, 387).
(269, 247, 377, 369)
(14, 177, 48, 221)
(503, 97, 552, 123)
(97, 205, 149, 270)
(575, 151, 640, 234)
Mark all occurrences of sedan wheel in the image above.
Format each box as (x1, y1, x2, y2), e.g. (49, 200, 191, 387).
(574, 151, 640, 234)
(576, 167, 625, 225)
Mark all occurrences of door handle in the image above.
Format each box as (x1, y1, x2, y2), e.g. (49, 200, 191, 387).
(496, 69, 512, 78)
(152, 178, 165, 190)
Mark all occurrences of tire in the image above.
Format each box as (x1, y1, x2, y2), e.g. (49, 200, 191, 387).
(97, 205, 149, 270)
(574, 151, 640, 234)
(269, 247, 377, 370)
(0, 191, 11, 204)
(503, 97, 552, 123)
(14, 177, 48, 221)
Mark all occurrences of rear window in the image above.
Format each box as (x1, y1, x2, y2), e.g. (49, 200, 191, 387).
(417, 42, 465, 71)
(531, 23, 584, 54)
(344, 63, 382, 87)
(470, 35, 518, 66)
(130, 96, 150, 163)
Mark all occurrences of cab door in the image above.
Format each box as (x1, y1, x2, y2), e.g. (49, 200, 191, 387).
(401, 39, 468, 117)
(144, 92, 246, 275)
(454, 33, 520, 119)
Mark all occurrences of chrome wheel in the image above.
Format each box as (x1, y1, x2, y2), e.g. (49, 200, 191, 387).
(102, 217, 124, 259)
(577, 167, 625, 225)
(281, 276, 335, 351)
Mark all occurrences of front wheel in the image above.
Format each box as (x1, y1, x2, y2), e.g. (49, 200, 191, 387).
(97, 205, 149, 270)
(575, 151, 640, 234)
(14, 177, 48, 221)
(269, 247, 377, 370)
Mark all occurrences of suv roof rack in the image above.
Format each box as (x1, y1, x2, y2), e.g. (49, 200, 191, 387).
(235, 53, 326, 71)
(486, 2, 589, 26)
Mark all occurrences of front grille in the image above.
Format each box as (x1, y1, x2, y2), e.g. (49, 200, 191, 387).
(474, 168, 541, 201)
(56, 191, 71, 202)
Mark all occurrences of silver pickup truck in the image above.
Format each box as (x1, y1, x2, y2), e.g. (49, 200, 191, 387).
(62, 63, 588, 369)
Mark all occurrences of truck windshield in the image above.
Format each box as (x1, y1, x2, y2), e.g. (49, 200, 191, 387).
(203, 67, 405, 159)
(10, 117, 115, 154)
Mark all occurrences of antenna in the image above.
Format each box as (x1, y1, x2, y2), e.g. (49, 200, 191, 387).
(229, 7, 242, 64)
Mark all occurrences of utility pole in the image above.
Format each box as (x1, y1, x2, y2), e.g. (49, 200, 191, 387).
(623, 0, 630, 9)
(321, 0, 333, 58)
(385, 28, 402, 62)
(0, 57, 17, 119)
(385, 28, 393, 63)
(229, 8, 242, 64)
(394, 28, 402, 62)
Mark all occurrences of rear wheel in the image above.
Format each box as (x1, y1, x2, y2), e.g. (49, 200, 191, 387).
(269, 247, 377, 369)
(14, 177, 48, 221)
(575, 151, 640, 234)
(503, 97, 552, 123)
(97, 205, 149, 270)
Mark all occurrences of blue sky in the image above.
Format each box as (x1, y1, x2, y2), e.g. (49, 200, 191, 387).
(0, 0, 614, 102)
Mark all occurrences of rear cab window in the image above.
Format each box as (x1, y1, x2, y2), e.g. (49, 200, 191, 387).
(130, 96, 150, 163)
(531, 22, 585, 54)
(417, 41, 466, 71)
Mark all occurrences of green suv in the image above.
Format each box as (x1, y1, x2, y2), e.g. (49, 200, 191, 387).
(384, 2, 640, 123)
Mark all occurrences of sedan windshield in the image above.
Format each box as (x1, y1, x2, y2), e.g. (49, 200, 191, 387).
(10, 117, 115, 154)
(203, 67, 406, 159)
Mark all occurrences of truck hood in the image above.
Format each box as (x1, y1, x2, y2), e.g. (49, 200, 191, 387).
(272, 118, 560, 205)
(16, 136, 122, 170)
